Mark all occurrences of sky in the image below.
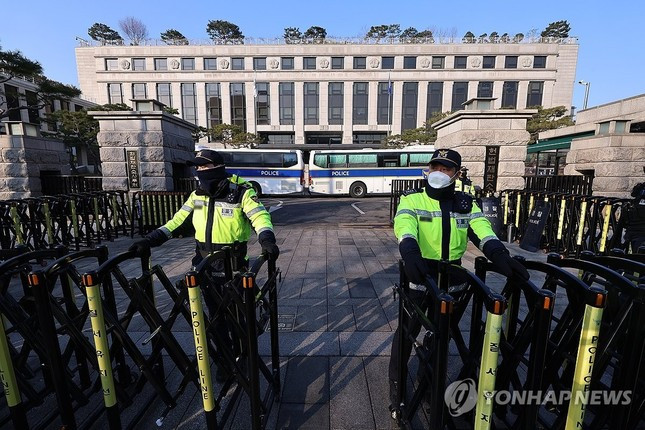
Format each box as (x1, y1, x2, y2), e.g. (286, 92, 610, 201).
(1, 0, 643, 110)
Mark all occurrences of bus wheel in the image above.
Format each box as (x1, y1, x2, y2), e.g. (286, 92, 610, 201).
(349, 181, 367, 198)
(250, 182, 262, 197)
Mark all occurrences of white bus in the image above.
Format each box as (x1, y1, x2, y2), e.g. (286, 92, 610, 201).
(307, 146, 435, 197)
(214, 148, 305, 196)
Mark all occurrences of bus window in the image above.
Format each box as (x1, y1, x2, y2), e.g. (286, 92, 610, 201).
(233, 152, 263, 167)
(220, 152, 233, 164)
(329, 154, 347, 168)
(263, 152, 284, 168)
(409, 153, 432, 166)
(348, 153, 377, 167)
(313, 154, 328, 168)
(283, 152, 298, 167)
(380, 154, 399, 167)
(400, 154, 409, 167)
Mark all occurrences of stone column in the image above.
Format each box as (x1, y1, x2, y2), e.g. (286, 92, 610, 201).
(90, 108, 197, 193)
(432, 99, 536, 192)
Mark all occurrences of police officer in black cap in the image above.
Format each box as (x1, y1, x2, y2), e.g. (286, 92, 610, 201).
(388, 148, 529, 416)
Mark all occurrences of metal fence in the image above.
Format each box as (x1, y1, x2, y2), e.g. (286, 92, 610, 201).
(40, 174, 103, 195)
(524, 175, 593, 196)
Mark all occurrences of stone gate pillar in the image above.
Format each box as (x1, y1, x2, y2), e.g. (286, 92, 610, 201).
(432, 98, 536, 192)
(90, 100, 197, 193)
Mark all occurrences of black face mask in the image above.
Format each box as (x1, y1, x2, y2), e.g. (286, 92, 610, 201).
(424, 182, 455, 201)
(196, 166, 228, 196)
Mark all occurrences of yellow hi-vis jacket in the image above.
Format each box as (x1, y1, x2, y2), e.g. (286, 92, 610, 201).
(159, 175, 273, 249)
(394, 189, 497, 261)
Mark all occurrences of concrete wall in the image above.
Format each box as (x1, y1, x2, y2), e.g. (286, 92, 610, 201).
(0, 135, 71, 200)
(92, 110, 196, 192)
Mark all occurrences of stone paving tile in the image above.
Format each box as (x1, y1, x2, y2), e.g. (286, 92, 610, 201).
(329, 357, 375, 429)
(343, 260, 369, 276)
(282, 357, 330, 404)
(354, 303, 391, 332)
(300, 277, 327, 299)
(258, 332, 340, 356)
(347, 277, 376, 298)
(339, 332, 394, 356)
(295, 304, 327, 332)
(327, 305, 355, 332)
(276, 402, 330, 430)
(326, 276, 350, 299)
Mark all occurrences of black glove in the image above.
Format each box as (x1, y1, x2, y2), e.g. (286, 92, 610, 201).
(488, 250, 530, 280)
(258, 231, 280, 261)
(128, 238, 151, 256)
(399, 238, 429, 284)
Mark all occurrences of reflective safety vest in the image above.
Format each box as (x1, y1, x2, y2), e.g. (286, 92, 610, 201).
(455, 178, 476, 196)
(394, 189, 497, 261)
(159, 175, 273, 249)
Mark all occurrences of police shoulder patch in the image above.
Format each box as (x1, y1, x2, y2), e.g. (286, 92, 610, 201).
(402, 188, 423, 196)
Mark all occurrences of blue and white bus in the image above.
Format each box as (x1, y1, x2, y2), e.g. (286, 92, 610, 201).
(307, 146, 434, 197)
(215, 149, 305, 196)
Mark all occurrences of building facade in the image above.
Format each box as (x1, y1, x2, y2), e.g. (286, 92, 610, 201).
(75, 38, 578, 146)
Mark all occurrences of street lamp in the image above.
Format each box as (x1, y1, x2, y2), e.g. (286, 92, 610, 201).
(578, 80, 590, 110)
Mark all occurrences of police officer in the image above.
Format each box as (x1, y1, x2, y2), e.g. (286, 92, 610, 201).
(388, 148, 529, 412)
(129, 149, 279, 380)
(625, 182, 645, 253)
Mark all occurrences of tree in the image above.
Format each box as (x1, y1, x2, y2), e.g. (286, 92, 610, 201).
(303, 26, 327, 43)
(462, 31, 476, 43)
(489, 32, 499, 43)
(526, 106, 574, 143)
(400, 27, 419, 39)
(283, 27, 302, 44)
(513, 33, 524, 43)
(541, 20, 571, 38)
(160, 29, 189, 45)
(416, 30, 433, 40)
(500, 33, 510, 43)
(0, 46, 81, 120)
(365, 24, 400, 39)
(119, 17, 148, 45)
(206, 20, 244, 44)
(87, 22, 123, 45)
(231, 132, 261, 148)
(478, 33, 488, 43)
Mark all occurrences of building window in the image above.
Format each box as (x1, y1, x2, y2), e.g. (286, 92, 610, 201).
(304, 82, 319, 125)
(263, 133, 295, 145)
(205, 83, 222, 128)
(108, 83, 123, 104)
(454, 56, 467, 69)
(381, 56, 394, 69)
(25, 90, 40, 124)
(331, 57, 344, 69)
(154, 58, 167, 71)
(303, 57, 316, 70)
(501, 81, 518, 108)
(352, 82, 368, 125)
(353, 57, 366, 69)
(253, 57, 267, 71)
(105, 58, 118, 71)
(526, 81, 544, 107)
(279, 82, 294, 125)
(483, 56, 496, 69)
(132, 58, 145, 71)
(181, 58, 195, 70)
(204, 58, 217, 70)
(328, 82, 344, 125)
(232, 57, 245, 70)
(505, 56, 518, 69)
(132, 83, 147, 99)
(615, 120, 628, 133)
(598, 122, 610, 135)
(230, 83, 246, 131)
(3, 85, 21, 122)
(477, 81, 493, 98)
(156, 83, 172, 107)
(432, 56, 445, 69)
(377, 82, 393, 125)
(281, 57, 294, 70)
(533, 56, 547, 68)
(255, 82, 270, 125)
(451, 82, 468, 111)
(181, 83, 197, 124)
(401, 82, 418, 131)
(353, 133, 386, 145)
(427, 82, 443, 117)
(403, 56, 417, 69)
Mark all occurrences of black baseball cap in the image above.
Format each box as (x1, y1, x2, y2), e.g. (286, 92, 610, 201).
(430, 149, 461, 169)
(187, 149, 225, 167)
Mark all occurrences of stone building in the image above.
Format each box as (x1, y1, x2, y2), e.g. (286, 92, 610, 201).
(75, 36, 578, 147)
(536, 93, 645, 197)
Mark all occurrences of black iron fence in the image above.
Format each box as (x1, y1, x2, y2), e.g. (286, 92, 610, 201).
(524, 174, 594, 195)
(40, 174, 103, 195)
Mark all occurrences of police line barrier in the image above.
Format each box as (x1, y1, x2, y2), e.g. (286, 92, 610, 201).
(499, 190, 632, 256)
(0, 244, 281, 429)
(0, 191, 131, 251)
(131, 191, 191, 236)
